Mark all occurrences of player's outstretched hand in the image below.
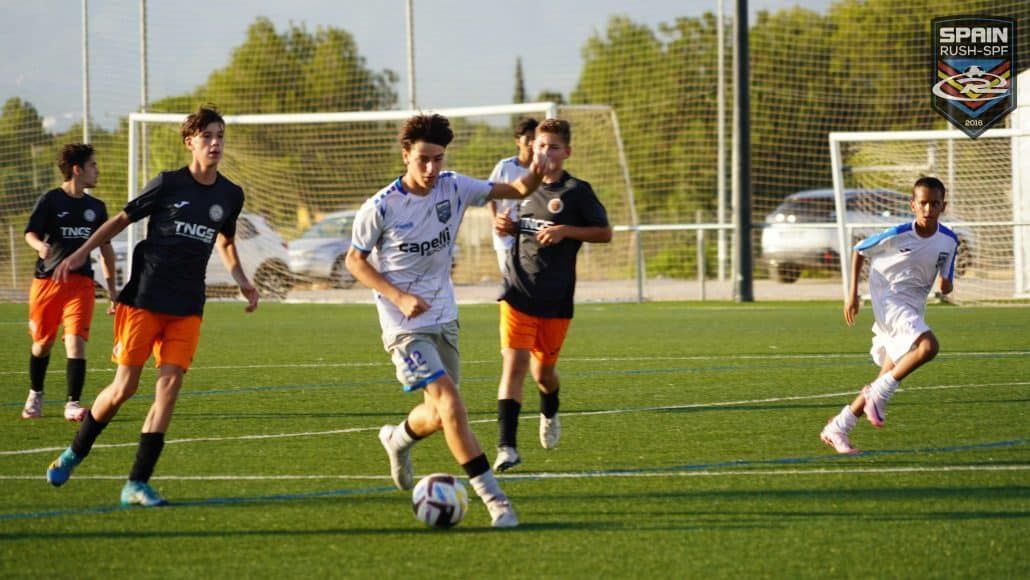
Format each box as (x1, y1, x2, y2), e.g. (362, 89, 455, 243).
(494, 214, 517, 236)
(843, 296, 859, 327)
(240, 282, 259, 313)
(529, 148, 556, 177)
(52, 250, 87, 283)
(397, 292, 430, 319)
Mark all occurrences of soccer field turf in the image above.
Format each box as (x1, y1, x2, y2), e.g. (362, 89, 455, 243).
(0, 301, 1027, 578)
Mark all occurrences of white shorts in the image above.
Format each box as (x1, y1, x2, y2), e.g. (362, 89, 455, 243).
(382, 321, 460, 392)
(869, 299, 931, 366)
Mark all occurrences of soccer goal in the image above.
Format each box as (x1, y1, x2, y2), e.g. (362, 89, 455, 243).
(829, 127, 1030, 303)
(125, 102, 642, 301)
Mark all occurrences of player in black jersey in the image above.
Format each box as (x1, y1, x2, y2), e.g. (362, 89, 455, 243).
(45, 106, 259, 507)
(492, 119, 612, 472)
(22, 143, 117, 422)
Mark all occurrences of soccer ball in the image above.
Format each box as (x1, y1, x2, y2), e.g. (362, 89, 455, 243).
(412, 473, 469, 529)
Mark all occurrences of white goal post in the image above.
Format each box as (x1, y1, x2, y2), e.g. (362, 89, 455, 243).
(829, 127, 1030, 303)
(124, 102, 649, 300)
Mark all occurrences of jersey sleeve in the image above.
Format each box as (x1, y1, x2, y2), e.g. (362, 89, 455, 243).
(219, 188, 245, 239)
(23, 193, 51, 236)
(351, 196, 385, 254)
(123, 173, 165, 222)
(576, 183, 610, 227)
(488, 160, 505, 183)
(454, 173, 493, 208)
(854, 226, 901, 258)
(96, 199, 109, 224)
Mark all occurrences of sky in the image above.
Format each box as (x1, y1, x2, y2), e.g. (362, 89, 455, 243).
(0, 0, 834, 132)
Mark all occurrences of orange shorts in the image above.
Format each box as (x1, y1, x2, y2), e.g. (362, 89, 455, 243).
(112, 304, 202, 370)
(28, 274, 96, 343)
(499, 301, 571, 366)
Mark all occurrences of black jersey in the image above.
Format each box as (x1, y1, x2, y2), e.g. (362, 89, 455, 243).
(24, 188, 109, 279)
(501, 171, 609, 318)
(118, 167, 244, 317)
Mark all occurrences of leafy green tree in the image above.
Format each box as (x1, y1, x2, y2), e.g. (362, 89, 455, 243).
(0, 98, 52, 216)
(513, 57, 526, 104)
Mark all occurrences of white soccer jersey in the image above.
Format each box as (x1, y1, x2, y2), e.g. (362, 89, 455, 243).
(351, 171, 492, 334)
(856, 222, 959, 360)
(488, 156, 528, 251)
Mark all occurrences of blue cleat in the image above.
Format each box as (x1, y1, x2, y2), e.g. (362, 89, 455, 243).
(46, 447, 83, 487)
(121, 480, 168, 507)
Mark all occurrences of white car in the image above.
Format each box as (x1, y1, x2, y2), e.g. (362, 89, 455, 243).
(94, 212, 294, 298)
(760, 188, 971, 283)
(287, 210, 357, 288)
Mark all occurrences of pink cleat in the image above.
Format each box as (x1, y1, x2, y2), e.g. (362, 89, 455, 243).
(820, 420, 858, 455)
(21, 391, 42, 419)
(862, 385, 887, 428)
(64, 401, 88, 422)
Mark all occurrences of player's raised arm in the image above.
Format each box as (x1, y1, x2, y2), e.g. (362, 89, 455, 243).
(53, 212, 131, 283)
(488, 149, 554, 200)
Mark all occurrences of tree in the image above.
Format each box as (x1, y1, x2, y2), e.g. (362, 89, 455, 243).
(0, 98, 52, 217)
(513, 57, 526, 104)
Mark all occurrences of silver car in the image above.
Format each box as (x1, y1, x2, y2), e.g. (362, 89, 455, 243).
(288, 210, 357, 288)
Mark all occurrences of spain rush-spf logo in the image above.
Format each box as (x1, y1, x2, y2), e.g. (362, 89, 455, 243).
(932, 16, 1016, 139)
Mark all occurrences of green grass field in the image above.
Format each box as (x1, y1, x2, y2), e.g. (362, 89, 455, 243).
(0, 300, 1027, 578)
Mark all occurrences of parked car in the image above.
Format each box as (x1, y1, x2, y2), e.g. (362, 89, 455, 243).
(92, 212, 294, 299)
(761, 188, 971, 283)
(91, 234, 128, 296)
(288, 210, 357, 288)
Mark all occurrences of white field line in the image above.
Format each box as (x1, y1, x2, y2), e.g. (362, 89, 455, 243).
(0, 464, 1026, 482)
(1, 381, 1027, 457)
(0, 350, 1027, 376)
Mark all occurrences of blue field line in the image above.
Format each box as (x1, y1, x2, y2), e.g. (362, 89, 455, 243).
(2, 439, 1025, 523)
(0, 484, 397, 522)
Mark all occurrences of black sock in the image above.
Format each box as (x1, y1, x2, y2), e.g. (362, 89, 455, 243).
(461, 453, 491, 479)
(540, 389, 560, 418)
(128, 433, 166, 483)
(497, 399, 522, 448)
(71, 411, 109, 457)
(66, 358, 86, 403)
(29, 354, 50, 393)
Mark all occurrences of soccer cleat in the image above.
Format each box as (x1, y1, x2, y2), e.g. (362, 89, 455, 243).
(486, 498, 519, 528)
(539, 413, 561, 449)
(46, 447, 83, 486)
(820, 421, 858, 455)
(862, 385, 887, 428)
(378, 425, 414, 490)
(21, 390, 42, 419)
(63, 401, 87, 422)
(493, 445, 522, 473)
(120, 480, 168, 507)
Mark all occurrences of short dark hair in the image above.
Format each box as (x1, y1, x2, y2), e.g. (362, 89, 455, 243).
(514, 117, 538, 138)
(181, 105, 225, 141)
(57, 143, 95, 180)
(913, 176, 946, 199)
(537, 118, 571, 146)
(399, 114, 453, 150)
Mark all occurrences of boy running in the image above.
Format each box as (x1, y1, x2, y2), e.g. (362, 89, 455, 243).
(22, 143, 117, 421)
(45, 106, 259, 506)
(821, 176, 958, 454)
(345, 113, 550, 528)
(492, 119, 612, 472)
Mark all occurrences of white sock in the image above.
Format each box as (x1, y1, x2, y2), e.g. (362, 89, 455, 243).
(833, 405, 857, 432)
(871, 373, 899, 399)
(390, 421, 416, 451)
(470, 470, 507, 505)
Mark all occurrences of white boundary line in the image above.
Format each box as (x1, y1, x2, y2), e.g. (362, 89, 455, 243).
(0, 350, 1027, 376)
(0, 464, 1026, 481)
(1, 381, 1026, 457)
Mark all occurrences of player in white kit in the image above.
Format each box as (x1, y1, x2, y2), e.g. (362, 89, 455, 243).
(487, 118, 537, 273)
(345, 113, 550, 528)
(821, 176, 958, 454)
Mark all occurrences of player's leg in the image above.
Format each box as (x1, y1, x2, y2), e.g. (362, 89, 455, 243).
(531, 316, 571, 450)
(120, 313, 201, 506)
(821, 350, 895, 454)
(495, 302, 535, 470)
(24, 278, 61, 418)
(861, 330, 938, 428)
(60, 276, 95, 421)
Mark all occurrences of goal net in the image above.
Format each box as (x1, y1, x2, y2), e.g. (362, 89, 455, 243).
(126, 103, 641, 300)
(829, 127, 1030, 303)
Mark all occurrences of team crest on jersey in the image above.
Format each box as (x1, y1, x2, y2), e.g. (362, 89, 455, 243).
(209, 204, 224, 222)
(932, 16, 1016, 138)
(83, 209, 96, 222)
(435, 200, 451, 223)
(547, 198, 565, 215)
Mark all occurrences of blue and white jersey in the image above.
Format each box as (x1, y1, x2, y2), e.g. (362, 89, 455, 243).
(352, 171, 492, 334)
(488, 156, 529, 251)
(855, 222, 959, 315)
